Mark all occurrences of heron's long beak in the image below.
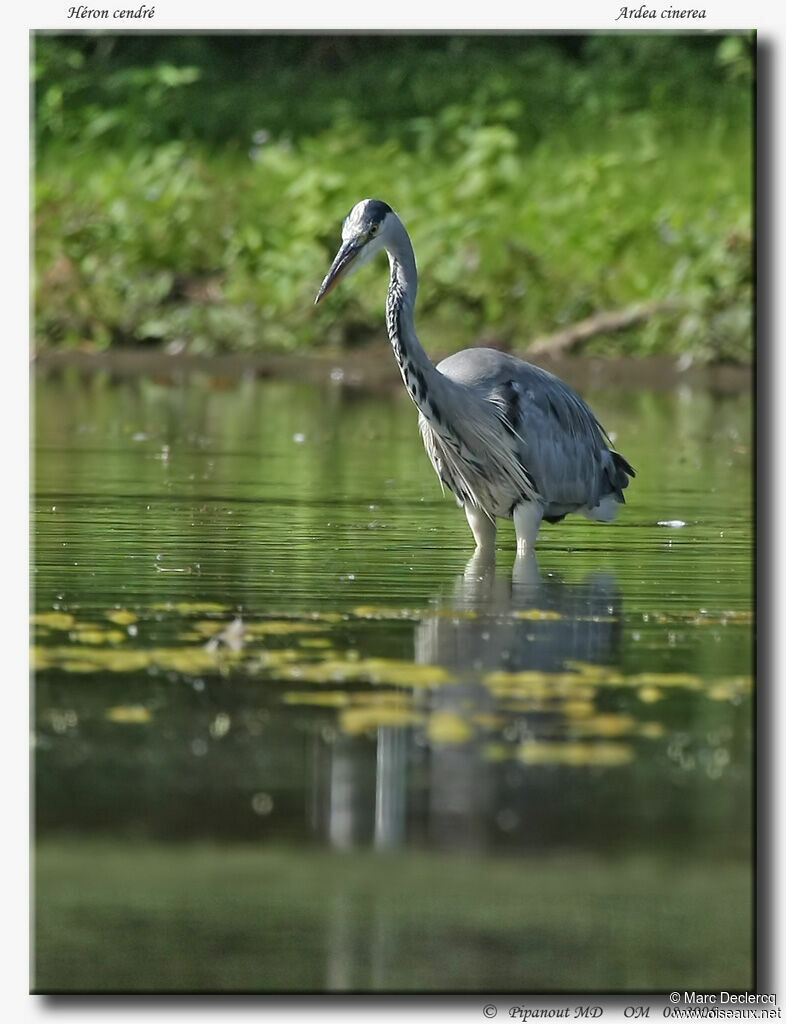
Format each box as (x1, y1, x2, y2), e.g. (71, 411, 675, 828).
(315, 240, 362, 304)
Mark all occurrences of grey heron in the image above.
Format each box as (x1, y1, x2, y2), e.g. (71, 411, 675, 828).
(315, 199, 635, 554)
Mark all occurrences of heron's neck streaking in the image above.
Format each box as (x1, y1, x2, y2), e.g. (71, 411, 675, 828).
(384, 220, 441, 413)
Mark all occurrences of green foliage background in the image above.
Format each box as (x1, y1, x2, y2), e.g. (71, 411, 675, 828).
(33, 33, 753, 361)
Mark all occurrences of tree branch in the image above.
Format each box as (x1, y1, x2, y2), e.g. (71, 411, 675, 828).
(525, 299, 682, 357)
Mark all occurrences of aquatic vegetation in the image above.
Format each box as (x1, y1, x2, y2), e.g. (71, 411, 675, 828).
(32, 612, 76, 631)
(32, 644, 244, 674)
(31, 529, 752, 778)
(105, 705, 153, 724)
(105, 610, 138, 626)
(282, 692, 352, 708)
(243, 621, 328, 636)
(70, 628, 127, 646)
(340, 705, 423, 736)
(427, 711, 474, 745)
(276, 657, 456, 688)
(512, 609, 564, 621)
(31, 601, 753, 737)
(563, 713, 637, 738)
(352, 606, 426, 621)
(516, 740, 635, 767)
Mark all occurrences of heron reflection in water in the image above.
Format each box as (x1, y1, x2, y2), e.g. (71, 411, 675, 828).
(316, 199, 635, 554)
(312, 554, 622, 853)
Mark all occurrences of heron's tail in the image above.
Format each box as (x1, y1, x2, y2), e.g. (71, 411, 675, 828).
(607, 450, 635, 497)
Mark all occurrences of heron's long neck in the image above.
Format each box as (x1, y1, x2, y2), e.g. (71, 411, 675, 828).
(385, 223, 441, 410)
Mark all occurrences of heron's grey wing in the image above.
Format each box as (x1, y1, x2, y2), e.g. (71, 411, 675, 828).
(437, 348, 633, 512)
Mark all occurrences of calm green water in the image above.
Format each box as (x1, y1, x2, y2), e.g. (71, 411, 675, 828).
(32, 369, 753, 993)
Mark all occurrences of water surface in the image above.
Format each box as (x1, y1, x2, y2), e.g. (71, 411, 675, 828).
(32, 368, 753, 992)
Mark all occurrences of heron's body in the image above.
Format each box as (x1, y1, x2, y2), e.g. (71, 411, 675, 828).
(316, 199, 635, 553)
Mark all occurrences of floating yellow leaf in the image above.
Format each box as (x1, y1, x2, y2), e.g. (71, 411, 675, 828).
(106, 705, 152, 724)
(707, 684, 735, 701)
(32, 612, 75, 631)
(28, 644, 243, 675)
(427, 711, 474, 745)
(627, 672, 702, 690)
(352, 606, 482, 622)
(105, 610, 138, 626)
(191, 621, 227, 637)
(72, 629, 126, 646)
(517, 740, 634, 767)
(638, 686, 664, 703)
(352, 606, 423, 620)
(512, 609, 563, 621)
(348, 692, 415, 708)
(707, 675, 752, 696)
(567, 713, 637, 738)
(31, 647, 52, 670)
(561, 699, 596, 718)
(258, 648, 302, 667)
(484, 669, 598, 700)
(277, 657, 454, 687)
(244, 621, 326, 636)
(485, 669, 562, 691)
(153, 648, 242, 673)
(102, 652, 154, 672)
(339, 706, 422, 735)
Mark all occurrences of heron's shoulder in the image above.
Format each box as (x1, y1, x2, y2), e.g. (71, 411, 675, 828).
(436, 347, 554, 390)
(437, 347, 607, 443)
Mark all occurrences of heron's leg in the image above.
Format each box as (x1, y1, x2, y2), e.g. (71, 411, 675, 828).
(464, 547, 496, 582)
(511, 549, 541, 587)
(465, 503, 496, 552)
(513, 501, 543, 555)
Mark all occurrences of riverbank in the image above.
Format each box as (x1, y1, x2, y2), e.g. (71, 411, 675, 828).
(34, 34, 752, 364)
(32, 346, 752, 396)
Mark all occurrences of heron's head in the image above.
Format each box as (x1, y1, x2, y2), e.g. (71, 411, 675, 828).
(315, 199, 394, 304)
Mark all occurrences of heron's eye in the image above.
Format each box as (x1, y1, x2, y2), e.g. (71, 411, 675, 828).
(368, 223, 379, 236)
